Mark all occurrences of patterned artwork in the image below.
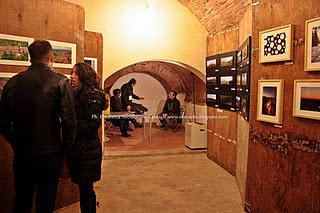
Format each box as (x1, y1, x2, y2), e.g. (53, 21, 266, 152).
(259, 25, 293, 63)
(264, 33, 286, 56)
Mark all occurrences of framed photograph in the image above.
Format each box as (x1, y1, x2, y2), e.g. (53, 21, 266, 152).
(259, 25, 293, 63)
(236, 95, 241, 108)
(206, 58, 217, 68)
(220, 76, 233, 85)
(207, 93, 217, 100)
(221, 56, 234, 67)
(0, 72, 17, 98)
(237, 74, 241, 86)
(237, 51, 242, 63)
(0, 34, 34, 66)
(241, 73, 247, 86)
(207, 76, 217, 85)
(220, 95, 233, 106)
(84, 57, 98, 72)
(242, 44, 248, 60)
(305, 17, 320, 71)
(49, 40, 76, 68)
(293, 79, 320, 120)
(257, 79, 283, 124)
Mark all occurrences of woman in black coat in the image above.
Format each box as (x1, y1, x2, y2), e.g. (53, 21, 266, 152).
(69, 63, 106, 213)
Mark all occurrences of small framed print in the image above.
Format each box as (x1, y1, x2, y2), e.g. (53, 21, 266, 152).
(49, 40, 76, 68)
(0, 34, 34, 66)
(305, 17, 320, 71)
(84, 57, 98, 72)
(0, 72, 17, 98)
(293, 79, 320, 120)
(257, 79, 284, 124)
(259, 25, 293, 63)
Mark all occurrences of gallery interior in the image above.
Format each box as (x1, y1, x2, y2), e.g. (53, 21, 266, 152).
(0, 0, 319, 212)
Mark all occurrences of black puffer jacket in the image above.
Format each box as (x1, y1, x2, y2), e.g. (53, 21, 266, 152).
(69, 86, 106, 184)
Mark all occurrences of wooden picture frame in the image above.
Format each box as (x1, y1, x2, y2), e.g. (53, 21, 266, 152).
(257, 79, 283, 124)
(0, 34, 34, 66)
(305, 17, 320, 71)
(259, 25, 293, 63)
(49, 40, 76, 68)
(293, 79, 320, 120)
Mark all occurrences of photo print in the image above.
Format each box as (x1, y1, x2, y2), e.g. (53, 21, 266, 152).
(207, 76, 217, 85)
(242, 44, 248, 60)
(241, 98, 247, 113)
(221, 56, 234, 67)
(293, 80, 320, 120)
(207, 94, 217, 100)
(236, 96, 241, 108)
(0, 34, 34, 66)
(206, 59, 217, 68)
(49, 40, 76, 68)
(241, 73, 247, 86)
(259, 25, 293, 63)
(237, 74, 241, 86)
(262, 86, 277, 116)
(305, 18, 320, 71)
(220, 76, 233, 85)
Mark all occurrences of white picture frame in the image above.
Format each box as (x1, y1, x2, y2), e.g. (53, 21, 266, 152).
(84, 57, 98, 72)
(49, 40, 76, 69)
(293, 79, 320, 120)
(259, 25, 293, 63)
(304, 17, 320, 71)
(257, 79, 284, 124)
(0, 34, 34, 66)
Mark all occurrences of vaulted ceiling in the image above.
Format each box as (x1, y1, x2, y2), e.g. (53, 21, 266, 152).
(178, 0, 250, 34)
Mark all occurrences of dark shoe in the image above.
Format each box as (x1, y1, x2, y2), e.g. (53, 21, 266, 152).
(121, 132, 131, 137)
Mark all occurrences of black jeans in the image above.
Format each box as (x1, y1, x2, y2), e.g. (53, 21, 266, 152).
(12, 153, 63, 213)
(79, 182, 96, 213)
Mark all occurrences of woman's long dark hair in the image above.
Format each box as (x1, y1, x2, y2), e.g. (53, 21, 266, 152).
(73, 63, 100, 91)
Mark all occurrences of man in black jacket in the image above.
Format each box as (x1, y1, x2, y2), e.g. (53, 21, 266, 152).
(0, 40, 76, 213)
(110, 89, 130, 137)
(159, 91, 181, 130)
(120, 78, 145, 128)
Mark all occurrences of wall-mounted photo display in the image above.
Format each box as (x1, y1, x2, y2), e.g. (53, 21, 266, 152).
(84, 57, 98, 72)
(0, 34, 34, 66)
(293, 79, 320, 120)
(305, 17, 320, 71)
(257, 79, 284, 124)
(207, 93, 217, 101)
(259, 24, 293, 63)
(49, 40, 76, 69)
(0, 72, 17, 98)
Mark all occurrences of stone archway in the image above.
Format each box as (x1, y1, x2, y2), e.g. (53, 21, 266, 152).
(104, 60, 206, 105)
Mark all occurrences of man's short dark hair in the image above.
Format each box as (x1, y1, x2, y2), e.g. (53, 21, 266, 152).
(113, 89, 121, 96)
(171, 91, 177, 97)
(128, 78, 136, 85)
(28, 40, 52, 63)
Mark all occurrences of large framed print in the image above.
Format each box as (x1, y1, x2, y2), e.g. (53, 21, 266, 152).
(305, 17, 320, 71)
(293, 80, 320, 120)
(0, 72, 17, 98)
(84, 57, 98, 72)
(49, 40, 76, 68)
(0, 34, 34, 66)
(259, 25, 293, 63)
(257, 79, 284, 124)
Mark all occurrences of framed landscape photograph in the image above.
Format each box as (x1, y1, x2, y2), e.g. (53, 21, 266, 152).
(84, 57, 98, 72)
(305, 17, 320, 71)
(259, 25, 293, 63)
(49, 40, 76, 68)
(0, 72, 16, 98)
(220, 76, 233, 85)
(0, 34, 34, 66)
(221, 56, 234, 67)
(206, 58, 217, 68)
(293, 80, 320, 120)
(257, 79, 283, 124)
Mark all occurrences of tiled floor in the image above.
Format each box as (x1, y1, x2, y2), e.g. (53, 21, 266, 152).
(55, 153, 244, 213)
(104, 123, 186, 152)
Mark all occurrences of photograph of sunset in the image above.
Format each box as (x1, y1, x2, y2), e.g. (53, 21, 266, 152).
(300, 87, 320, 112)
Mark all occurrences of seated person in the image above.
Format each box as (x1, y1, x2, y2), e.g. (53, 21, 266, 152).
(110, 89, 130, 137)
(159, 91, 181, 130)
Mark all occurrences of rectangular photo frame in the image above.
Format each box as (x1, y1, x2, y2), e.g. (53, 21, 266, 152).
(49, 40, 76, 69)
(305, 17, 320, 71)
(293, 79, 320, 120)
(84, 57, 98, 72)
(257, 79, 284, 124)
(0, 34, 34, 66)
(259, 25, 293, 63)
